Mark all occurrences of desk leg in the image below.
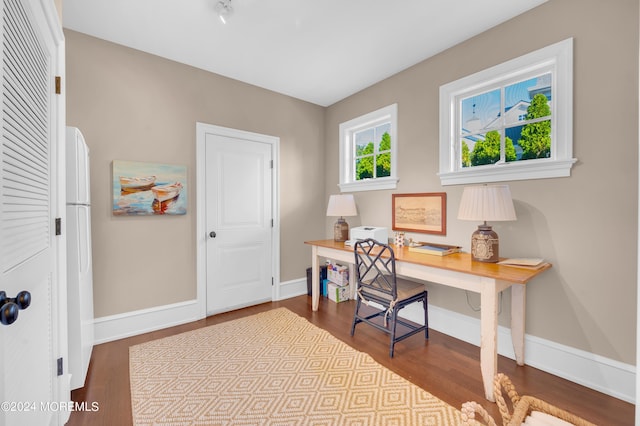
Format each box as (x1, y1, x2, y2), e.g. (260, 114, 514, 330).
(311, 245, 320, 311)
(511, 284, 526, 366)
(480, 280, 498, 402)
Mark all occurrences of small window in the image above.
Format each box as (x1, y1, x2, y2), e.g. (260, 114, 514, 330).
(439, 38, 576, 185)
(339, 104, 398, 192)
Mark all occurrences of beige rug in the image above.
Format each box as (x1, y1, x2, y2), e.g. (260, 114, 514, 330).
(129, 308, 463, 425)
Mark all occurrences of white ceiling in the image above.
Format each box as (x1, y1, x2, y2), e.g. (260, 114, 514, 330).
(62, 0, 547, 107)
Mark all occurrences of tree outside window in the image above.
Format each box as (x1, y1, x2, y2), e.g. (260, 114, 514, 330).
(518, 93, 551, 160)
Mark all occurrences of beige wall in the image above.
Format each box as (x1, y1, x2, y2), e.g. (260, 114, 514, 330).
(325, 0, 638, 364)
(66, 0, 638, 365)
(65, 30, 326, 317)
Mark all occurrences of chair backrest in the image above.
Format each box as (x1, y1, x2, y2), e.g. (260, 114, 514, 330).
(353, 238, 398, 300)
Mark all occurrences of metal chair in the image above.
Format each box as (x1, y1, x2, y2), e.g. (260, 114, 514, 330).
(351, 238, 428, 357)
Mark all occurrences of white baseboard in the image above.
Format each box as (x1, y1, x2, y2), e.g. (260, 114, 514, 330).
(93, 299, 202, 345)
(92, 279, 309, 346)
(277, 277, 308, 300)
(93, 285, 636, 403)
(398, 303, 636, 403)
(92, 278, 309, 345)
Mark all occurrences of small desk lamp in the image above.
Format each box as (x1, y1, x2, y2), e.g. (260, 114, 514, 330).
(457, 185, 516, 262)
(326, 194, 357, 242)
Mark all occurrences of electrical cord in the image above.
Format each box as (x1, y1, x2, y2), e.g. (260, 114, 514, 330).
(465, 290, 502, 315)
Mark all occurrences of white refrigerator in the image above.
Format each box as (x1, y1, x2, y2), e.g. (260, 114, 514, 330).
(66, 127, 95, 390)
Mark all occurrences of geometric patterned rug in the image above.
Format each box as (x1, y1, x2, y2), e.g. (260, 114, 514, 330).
(129, 308, 465, 425)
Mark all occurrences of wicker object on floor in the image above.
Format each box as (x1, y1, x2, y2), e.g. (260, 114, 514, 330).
(461, 373, 597, 426)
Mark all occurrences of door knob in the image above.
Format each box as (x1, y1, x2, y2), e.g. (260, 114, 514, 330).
(0, 290, 31, 326)
(209, 231, 217, 238)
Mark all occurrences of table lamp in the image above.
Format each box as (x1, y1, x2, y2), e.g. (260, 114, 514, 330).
(326, 194, 357, 242)
(457, 185, 516, 262)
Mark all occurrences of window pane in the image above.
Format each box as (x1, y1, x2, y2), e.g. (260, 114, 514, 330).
(460, 138, 473, 168)
(355, 157, 374, 180)
(505, 74, 552, 126)
(375, 123, 391, 151)
(462, 130, 503, 167)
(506, 119, 552, 161)
(376, 153, 391, 177)
(461, 89, 500, 134)
(355, 129, 375, 156)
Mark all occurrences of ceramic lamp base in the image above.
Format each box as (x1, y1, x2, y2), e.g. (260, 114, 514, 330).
(471, 224, 499, 262)
(333, 217, 349, 242)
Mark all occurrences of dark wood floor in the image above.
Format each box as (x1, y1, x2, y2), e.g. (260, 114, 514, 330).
(68, 295, 634, 425)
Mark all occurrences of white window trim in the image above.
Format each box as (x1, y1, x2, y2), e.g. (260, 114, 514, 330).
(339, 104, 398, 192)
(438, 38, 576, 186)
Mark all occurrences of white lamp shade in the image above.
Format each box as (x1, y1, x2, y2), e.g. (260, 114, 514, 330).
(326, 194, 357, 217)
(457, 185, 517, 222)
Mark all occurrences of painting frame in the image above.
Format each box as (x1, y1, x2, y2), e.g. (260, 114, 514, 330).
(392, 192, 446, 235)
(112, 160, 187, 216)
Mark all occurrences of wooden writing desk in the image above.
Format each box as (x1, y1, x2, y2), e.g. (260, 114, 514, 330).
(304, 239, 552, 401)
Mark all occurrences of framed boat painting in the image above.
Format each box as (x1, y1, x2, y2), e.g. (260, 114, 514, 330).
(112, 160, 187, 216)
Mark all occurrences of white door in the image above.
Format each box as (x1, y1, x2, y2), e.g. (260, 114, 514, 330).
(1, 1, 64, 425)
(204, 127, 274, 315)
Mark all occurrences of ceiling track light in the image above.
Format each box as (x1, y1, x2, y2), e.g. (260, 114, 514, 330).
(214, 0, 233, 24)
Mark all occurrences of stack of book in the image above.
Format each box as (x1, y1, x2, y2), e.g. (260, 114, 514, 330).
(407, 242, 462, 256)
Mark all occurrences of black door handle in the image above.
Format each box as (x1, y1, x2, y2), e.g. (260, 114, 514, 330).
(0, 290, 31, 326)
(209, 231, 217, 238)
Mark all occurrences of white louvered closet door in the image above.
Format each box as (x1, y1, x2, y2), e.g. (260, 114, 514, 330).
(0, 0, 63, 425)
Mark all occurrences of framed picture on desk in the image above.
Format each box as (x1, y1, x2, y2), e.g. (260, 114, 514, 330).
(392, 192, 446, 235)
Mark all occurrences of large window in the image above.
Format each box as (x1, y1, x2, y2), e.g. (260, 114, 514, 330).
(339, 104, 398, 192)
(439, 38, 575, 185)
